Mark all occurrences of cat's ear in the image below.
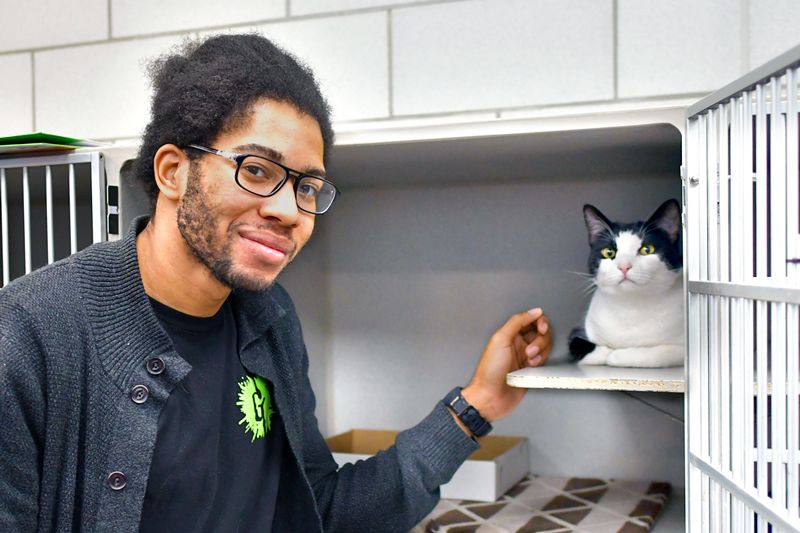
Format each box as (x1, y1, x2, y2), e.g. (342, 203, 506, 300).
(583, 204, 612, 246)
(646, 199, 681, 243)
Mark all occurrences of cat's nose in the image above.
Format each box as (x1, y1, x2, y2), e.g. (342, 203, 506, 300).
(618, 264, 631, 275)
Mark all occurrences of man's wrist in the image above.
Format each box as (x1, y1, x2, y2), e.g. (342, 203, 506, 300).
(442, 386, 493, 437)
(447, 408, 474, 438)
(460, 384, 497, 422)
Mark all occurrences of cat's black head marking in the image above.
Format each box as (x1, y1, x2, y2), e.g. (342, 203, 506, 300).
(582, 199, 682, 275)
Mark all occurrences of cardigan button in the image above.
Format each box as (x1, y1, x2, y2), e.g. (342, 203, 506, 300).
(107, 471, 127, 491)
(146, 357, 165, 375)
(131, 384, 149, 404)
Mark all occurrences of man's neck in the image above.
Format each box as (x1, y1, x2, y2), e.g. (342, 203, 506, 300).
(136, 215, 230, 317)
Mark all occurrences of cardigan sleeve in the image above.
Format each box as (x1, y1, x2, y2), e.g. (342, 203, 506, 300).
(0, 322, 44, 533)
(296, 341, 478, 532)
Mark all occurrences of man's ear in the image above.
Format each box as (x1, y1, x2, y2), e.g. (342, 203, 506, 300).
(153, 144, 189, 201)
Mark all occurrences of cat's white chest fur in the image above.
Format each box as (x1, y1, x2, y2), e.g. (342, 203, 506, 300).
(585, 280, 684, 349)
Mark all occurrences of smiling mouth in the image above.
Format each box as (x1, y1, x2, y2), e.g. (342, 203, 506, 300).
(237, 229, 296, 266)
(246, 237, 286, 255)
(238, 229, 294, 254)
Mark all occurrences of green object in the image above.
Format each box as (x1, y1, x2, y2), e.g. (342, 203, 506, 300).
(0, 133, 104, 157)
(236, 375, 273, 442)
(0, 132, 102, 147)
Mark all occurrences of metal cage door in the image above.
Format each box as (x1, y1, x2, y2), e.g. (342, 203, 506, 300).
(0, 151, 106, 288)
(686, 45, 800, 532)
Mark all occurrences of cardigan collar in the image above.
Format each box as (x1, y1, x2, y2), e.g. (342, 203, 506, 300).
(74, 215, 287, 392)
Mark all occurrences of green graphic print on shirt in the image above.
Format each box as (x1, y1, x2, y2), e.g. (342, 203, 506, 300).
(236, 375, 274, 442)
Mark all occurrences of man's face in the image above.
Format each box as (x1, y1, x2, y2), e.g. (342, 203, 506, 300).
(176, 99, 324, 292)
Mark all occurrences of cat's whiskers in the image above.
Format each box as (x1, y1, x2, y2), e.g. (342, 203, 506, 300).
(581, 283, 598, 297)
(567, 270, 598, 297)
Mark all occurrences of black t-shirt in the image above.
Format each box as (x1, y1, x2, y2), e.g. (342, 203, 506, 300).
(139, 297, 285, 533)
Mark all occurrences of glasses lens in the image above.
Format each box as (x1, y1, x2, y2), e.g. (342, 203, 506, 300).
(297, 176, 336, 214)
(237, 156, 286, 195)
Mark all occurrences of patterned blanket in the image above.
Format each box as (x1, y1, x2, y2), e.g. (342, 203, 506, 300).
(412, 475, 672, 532)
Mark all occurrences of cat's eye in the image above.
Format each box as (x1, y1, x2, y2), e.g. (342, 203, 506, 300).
(639, 244, 656, 256)
(600, 247, 616, 259)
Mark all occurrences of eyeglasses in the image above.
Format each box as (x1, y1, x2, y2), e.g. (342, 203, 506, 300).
(185, 144, 339, 215)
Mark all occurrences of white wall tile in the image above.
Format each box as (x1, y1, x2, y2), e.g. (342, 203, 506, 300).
(749, 0, 800, 69)
(618, 0, 742, 98)
(291, 0, 429, 16)
(0, 53, 33, 135)
(112, 0, 285, 38)
(250, 12, 390, 122)
(0, 0, 108, 53)
(392, 0, 614, 116)
(35, 36, 188, 140)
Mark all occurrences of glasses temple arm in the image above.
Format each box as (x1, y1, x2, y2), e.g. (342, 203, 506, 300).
(187, 144, 240, 163)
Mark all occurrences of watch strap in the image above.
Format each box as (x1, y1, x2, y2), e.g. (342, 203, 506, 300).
(442, 386, 493, 437)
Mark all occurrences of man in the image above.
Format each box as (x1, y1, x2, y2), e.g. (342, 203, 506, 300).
(0, 34, 551, 532)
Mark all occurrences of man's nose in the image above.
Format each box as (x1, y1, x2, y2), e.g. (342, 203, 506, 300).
(258, 181, 299, 224)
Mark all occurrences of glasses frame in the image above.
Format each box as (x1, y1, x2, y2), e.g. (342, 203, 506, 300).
(185, 144, 339, 215)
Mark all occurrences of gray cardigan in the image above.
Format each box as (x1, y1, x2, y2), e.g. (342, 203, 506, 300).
(0, 217, 478, 532)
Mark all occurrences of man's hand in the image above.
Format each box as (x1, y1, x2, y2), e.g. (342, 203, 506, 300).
(460, 308, 552, 425)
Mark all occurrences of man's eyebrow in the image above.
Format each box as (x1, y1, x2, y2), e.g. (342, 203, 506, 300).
(235, 143, 327, 178)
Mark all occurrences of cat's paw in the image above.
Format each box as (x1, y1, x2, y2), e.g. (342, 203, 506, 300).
(577, 345, 612, 365)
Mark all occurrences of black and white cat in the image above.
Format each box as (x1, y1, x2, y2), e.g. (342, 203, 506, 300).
(568, 199, 684, 368)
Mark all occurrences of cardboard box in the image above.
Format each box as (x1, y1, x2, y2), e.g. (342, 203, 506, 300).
(326, 429, 529, 502)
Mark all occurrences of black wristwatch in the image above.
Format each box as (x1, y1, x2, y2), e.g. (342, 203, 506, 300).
(442, 387, 493, 437)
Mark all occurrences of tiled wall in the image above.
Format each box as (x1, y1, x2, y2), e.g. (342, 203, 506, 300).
(0, 0, 798, 141)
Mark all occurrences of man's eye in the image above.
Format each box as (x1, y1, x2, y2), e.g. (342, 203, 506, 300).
(298, 182, 320, 198)
(243, 164, 268, 177)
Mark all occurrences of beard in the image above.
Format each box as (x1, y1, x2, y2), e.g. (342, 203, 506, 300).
(175, 163, 293, 293)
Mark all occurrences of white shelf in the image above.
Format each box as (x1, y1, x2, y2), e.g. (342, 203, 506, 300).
(507, 363, 685, 393)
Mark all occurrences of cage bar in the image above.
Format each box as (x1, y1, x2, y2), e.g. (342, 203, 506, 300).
(45, 165, 54, 264)
(718, 102, 733, 533)
(729, 94, 746, 533)
(1, 168, 7, 287)
(742, 86, 757, 533)
(787, 66, 800, 521)
(756, 84, 769, 279)
(22, 167, 31, 275)
(789, 302, 800, 521)
(756, 299, 769, 533)
(68, 163, 77, 254)
(771, 75, 788, 281)
(708, 107, 725, 528)
(698, 111, 713, 531)
(90, 153, 103, 243)
(686, 113, 703, 532)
